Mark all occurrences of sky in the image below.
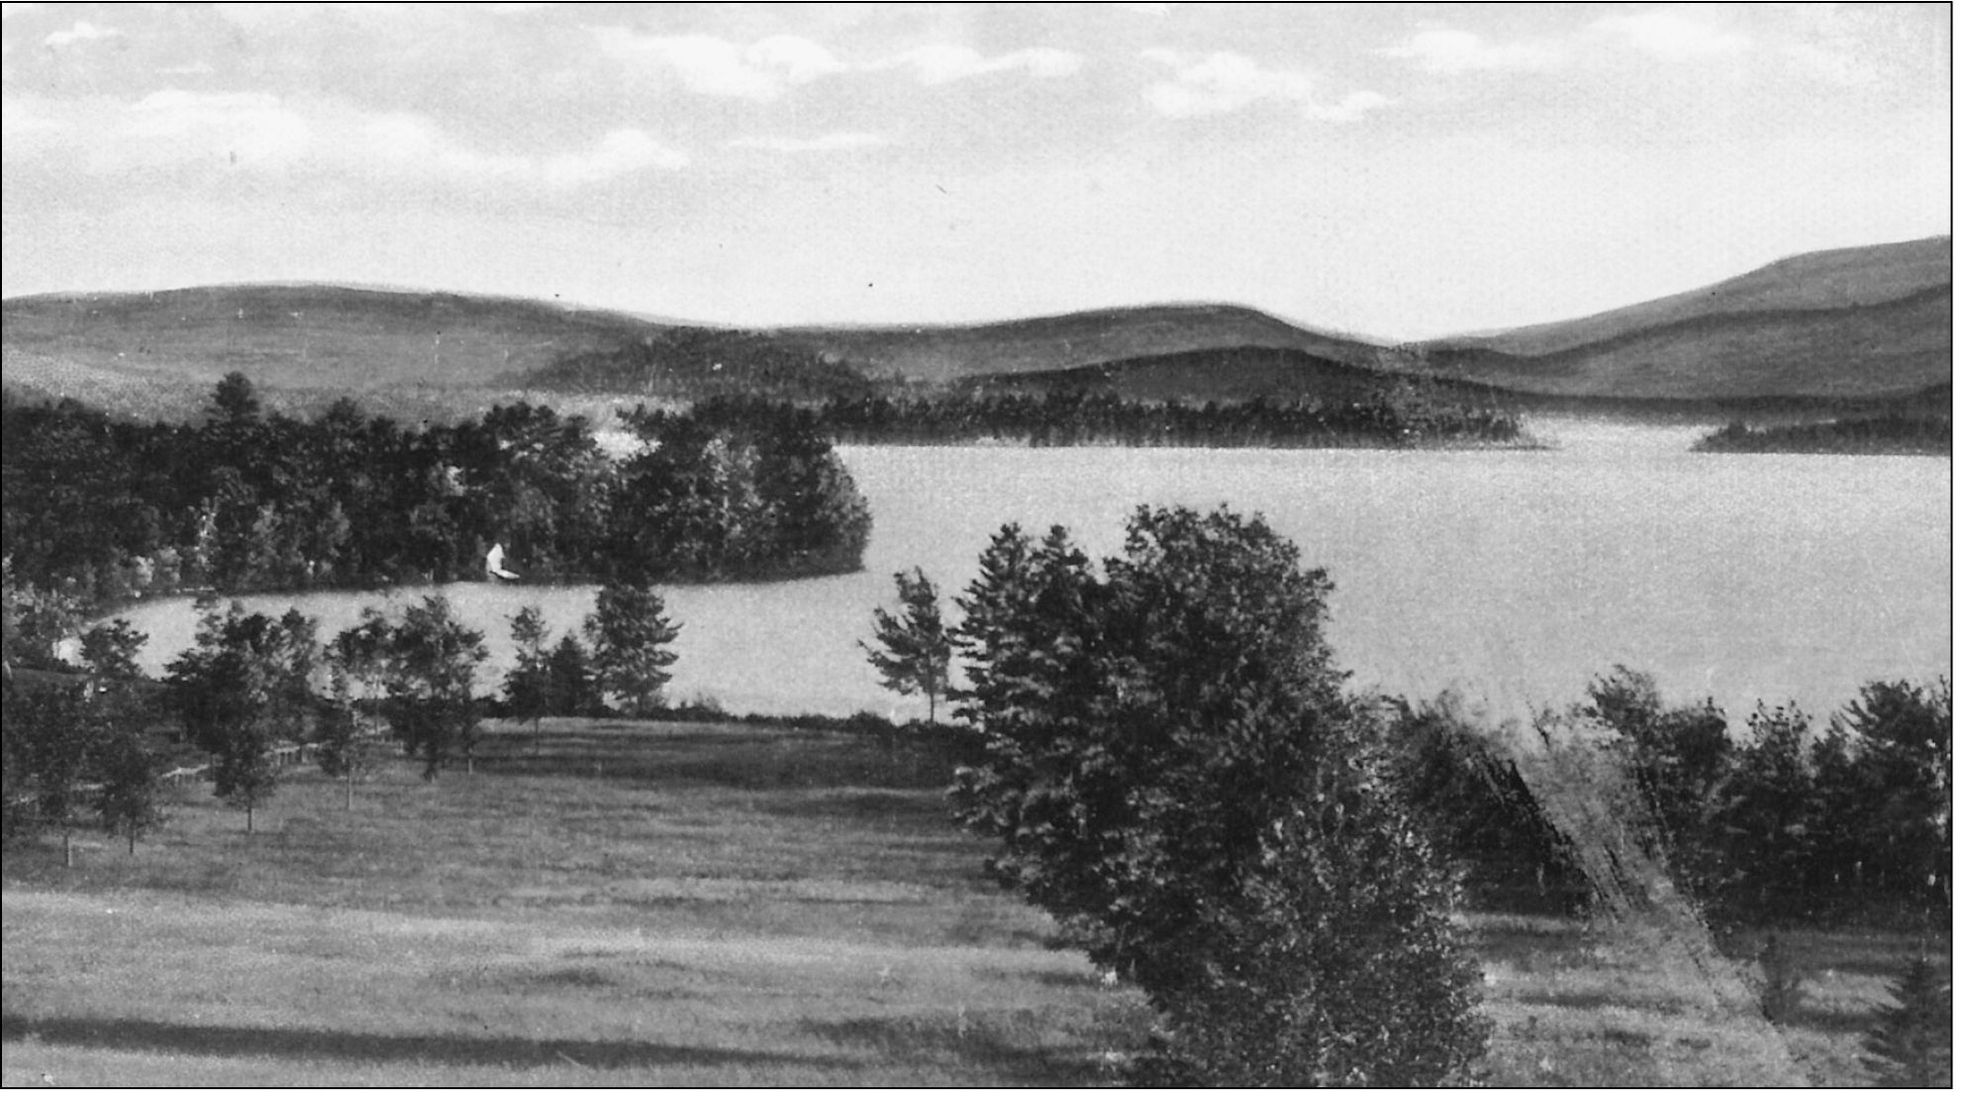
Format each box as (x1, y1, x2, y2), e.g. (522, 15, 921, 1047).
(0, 3, 1951, 339)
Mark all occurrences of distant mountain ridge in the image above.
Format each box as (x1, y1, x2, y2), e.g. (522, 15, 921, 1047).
(1, 236, 1948, 420)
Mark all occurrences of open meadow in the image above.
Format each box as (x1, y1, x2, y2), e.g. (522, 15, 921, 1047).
(1, 718, 1936, 1086)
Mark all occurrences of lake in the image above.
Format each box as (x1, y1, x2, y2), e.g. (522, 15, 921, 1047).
(115, 419, 1950, 728)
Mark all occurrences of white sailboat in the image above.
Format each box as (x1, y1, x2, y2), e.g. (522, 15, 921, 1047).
(485, 543, 520, 581)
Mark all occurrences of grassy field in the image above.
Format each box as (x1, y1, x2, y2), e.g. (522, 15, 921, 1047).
(0, 718, 1942, 1086)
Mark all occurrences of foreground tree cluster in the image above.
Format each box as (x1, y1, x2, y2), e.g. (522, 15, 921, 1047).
(912, 506, 1490, 1086)
(4, 579, 682, 840)
(0, 377, 872, 607)
(1380, 668, 1952, 922)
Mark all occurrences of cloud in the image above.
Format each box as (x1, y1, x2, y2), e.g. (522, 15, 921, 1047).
(1303, 90, 1395, 124)
(1591, 8, 1749, 60)
(348, 113, 688, 187)
(876, 44, 1083, 85)
(1379, 23, 1565, 74)
(11, 89, 686, 189)
(1142, 49, 1388, 123)
(540, 128, 687, 186)
(727, 131, 891, 154)
(43, 19, 119, 48)
(128, 89, 312, 168)
(1142, 49, 1313, 117)
(590, 28, 845, 100)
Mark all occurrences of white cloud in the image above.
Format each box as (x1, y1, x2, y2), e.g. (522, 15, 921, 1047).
(727, 132, 891, 154)
(1303, 90, 1395, 124)
(877, 44, 1083, 85)
(590, 28, 845, 100)
(128, 89, 312, 169)
(1141, 49, 1384, 123)
(1379, 23, 1565, 74)
(2, 3, 44, 20)
(43, 19, 119, 47)
(1142, 49, 1312, 117)
(1591, 8, 1748, 60)
(541, 127, 687, 185)
(11, 89, 686, 189)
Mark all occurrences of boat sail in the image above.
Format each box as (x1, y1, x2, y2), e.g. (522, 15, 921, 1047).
(485, 543, 520, 581)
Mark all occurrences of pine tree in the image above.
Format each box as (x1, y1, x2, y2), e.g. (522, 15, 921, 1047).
(505, 605, 552, 748)
(859, 568, 953, 723)
(585, 583, 681, 718)
(1864, 954, 1952, 1087)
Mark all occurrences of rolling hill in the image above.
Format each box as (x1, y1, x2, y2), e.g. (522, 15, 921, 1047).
(768, 302, 1385, 384)
(1, 236, 1949, 421)
(1410, 236, 1950, 402)
(0, 284, 668, 419)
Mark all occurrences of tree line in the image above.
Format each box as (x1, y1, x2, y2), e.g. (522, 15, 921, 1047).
(1695, 415, 1951, 455)
(2, 580, 684, 843)
(689, 390, 1524, 449)
(0, 376, 872, 608)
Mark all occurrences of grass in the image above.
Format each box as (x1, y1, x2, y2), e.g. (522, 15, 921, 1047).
(1, 717, 1946, 1086)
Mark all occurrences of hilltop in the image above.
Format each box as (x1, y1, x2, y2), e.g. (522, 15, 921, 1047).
(1410, 237, 1950, 402)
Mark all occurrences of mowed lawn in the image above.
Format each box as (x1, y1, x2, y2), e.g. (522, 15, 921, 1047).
(0, 718, 1943, 1086)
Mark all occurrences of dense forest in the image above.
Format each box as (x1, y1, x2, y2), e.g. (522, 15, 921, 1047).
(689, 390, 1525, 448)
(0, 376, 872, 608)
(1694, 415, 1951, 454)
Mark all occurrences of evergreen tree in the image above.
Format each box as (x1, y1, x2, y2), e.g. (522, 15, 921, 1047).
(546, 633, 601, 718)
(860, 568, 953, 722)
(950, 506, 1485, 1086)
(585, 583, 681, 718)
(504, 604, 552, 745)
(1864, 954, 1952, 1087)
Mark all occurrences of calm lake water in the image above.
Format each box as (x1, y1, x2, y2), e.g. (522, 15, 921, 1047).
(116, 419, 1950, 727)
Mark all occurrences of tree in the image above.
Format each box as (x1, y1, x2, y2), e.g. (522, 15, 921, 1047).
(545, 633, 601, 718)
(1827, 678, 1951, 900)
(860, 568, 953, 722)
(1864, 954, 1952, 1087)
(95, 729, 165, 855)
(585, 582, 681, 718)
(313, 667, 377, 811)
(504, 604, 552, 748)
(209, 371, 263, 424)
(369, 596, 488, 780)
(3, 682, 104, 865)
(949, 506, 1486, 1086)
(166, 602, 319, 833)
(1585, 667, 1734, 900)
(79, 619, 147, 685)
